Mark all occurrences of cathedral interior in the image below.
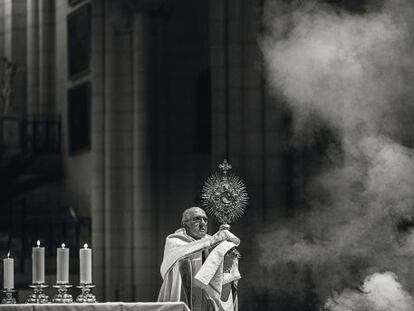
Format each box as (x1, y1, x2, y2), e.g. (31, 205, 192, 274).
(1, 0, 414, 310)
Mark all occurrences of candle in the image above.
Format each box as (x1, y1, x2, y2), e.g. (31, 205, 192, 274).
(32, 240, 45, 284)
(79, 243, 92, 284)
(57, 243, 69, 284)
(3, 252, 14, 289)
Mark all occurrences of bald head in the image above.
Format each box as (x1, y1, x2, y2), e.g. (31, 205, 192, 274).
(182, 207, 208, 239)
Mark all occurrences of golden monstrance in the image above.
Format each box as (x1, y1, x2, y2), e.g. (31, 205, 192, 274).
(201, 159, 248, 230)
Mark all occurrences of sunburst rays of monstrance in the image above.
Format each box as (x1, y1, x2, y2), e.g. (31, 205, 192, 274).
(201, 159, 248, 230)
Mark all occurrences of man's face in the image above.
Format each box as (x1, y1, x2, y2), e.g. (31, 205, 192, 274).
(185, 209, 208, 240)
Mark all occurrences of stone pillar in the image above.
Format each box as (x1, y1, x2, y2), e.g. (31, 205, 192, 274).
(91, 0, 106, 300)
(3, 0, 26, 114)
(0, 0, 5, 59)
(92, 0, 158, 301)
(3, 0, 11, 58)
(210, 0, 256, 203)
(131, 13, 157, 300)
(93, 0, 135, 301)
(27, 0, 54, 115)
(38, 0, 54, 114)
(210, 0, 247, 170)
(27, 0, 39, 114)
(103, 22, 134, 298)
(209, 0, 286, 220)
(209, 1, 288, 309)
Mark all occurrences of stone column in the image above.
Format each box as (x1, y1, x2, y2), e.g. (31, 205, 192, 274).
(92, 0, 159, 301)
(38, 0, 54, 114)
(3, 0, 26, 114)
(27, 0, 54, 115)
(209, 1, 288, 309)
(91, 0, 106, 300)
(131, 13, 157, 301)
(92, 0, 135, 301)
(209, 0, 286, 221)
(27, 0, 39, 114)
(3, 0, 12, 58)
(0, 0, 5, 59)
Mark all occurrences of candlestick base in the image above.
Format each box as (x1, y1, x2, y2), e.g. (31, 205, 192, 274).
(52, 284, 73, 303)
(76, 284, 97, 303)
(1, 289, 16, 304)
(27, 284, 49, 304)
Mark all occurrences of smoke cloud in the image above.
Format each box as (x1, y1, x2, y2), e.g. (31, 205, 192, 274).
(325, 272, 414, 310)
(260, 0, 414, 308)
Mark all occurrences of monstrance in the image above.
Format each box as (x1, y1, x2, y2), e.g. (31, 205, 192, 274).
(201, 159, 248, 231)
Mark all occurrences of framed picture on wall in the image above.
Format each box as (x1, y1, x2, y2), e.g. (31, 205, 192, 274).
(68, 82, 91, 154)
(67, 3, 91, 80)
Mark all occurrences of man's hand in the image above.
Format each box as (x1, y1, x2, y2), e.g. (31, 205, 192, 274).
(210, 229, 240, 246)
(223, 248, 240, 273)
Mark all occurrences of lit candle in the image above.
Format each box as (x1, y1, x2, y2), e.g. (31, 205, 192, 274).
(32, 240, 45, 284)
(3, 252, 14, 289)
(79, 243, 92, 284)
(57, 243, 69, 284)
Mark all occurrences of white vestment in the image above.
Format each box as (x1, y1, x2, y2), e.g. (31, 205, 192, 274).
(157, 228, 240, 311)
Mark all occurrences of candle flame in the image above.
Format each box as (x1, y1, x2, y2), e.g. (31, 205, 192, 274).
(7, 251, 9, 258)
(84, 243, 88, 249)
(37, 240, 40, 247)
(61, 243, 66, 248)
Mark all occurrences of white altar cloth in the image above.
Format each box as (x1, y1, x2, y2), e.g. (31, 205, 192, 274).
(0, 302, 189, 311)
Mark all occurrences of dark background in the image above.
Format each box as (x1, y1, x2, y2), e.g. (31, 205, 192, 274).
(0, 0, 397, 310)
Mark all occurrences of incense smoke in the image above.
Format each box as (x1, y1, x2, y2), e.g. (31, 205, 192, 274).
(325, 272, 414, 310)
(260, 0, 414, 308)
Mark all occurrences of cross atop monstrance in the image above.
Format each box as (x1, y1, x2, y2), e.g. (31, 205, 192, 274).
(218, 159, 232, 176)
(201, 159, 248, 230)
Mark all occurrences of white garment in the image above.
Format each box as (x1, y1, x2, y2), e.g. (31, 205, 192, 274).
(158, 228, 240, 311)
(195, 241, 241, 311)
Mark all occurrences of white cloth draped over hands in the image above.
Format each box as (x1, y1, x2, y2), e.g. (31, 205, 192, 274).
(194, 241, 241, 311)
(158, 228, 240, 311)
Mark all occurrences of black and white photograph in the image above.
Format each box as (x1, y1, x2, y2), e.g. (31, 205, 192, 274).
(0, 0, 414, 310)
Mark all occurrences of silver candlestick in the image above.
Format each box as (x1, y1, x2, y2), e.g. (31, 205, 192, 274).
(27, 283, 49, 304)
(1, 289, 16, 304)
(52, 284, 72, 303)
(76, 284, 97, 303)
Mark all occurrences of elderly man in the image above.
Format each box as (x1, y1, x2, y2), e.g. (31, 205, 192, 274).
(158, 207, 241, 311)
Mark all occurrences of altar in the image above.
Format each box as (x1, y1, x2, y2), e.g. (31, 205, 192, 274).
(0, 302, 189, 311)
